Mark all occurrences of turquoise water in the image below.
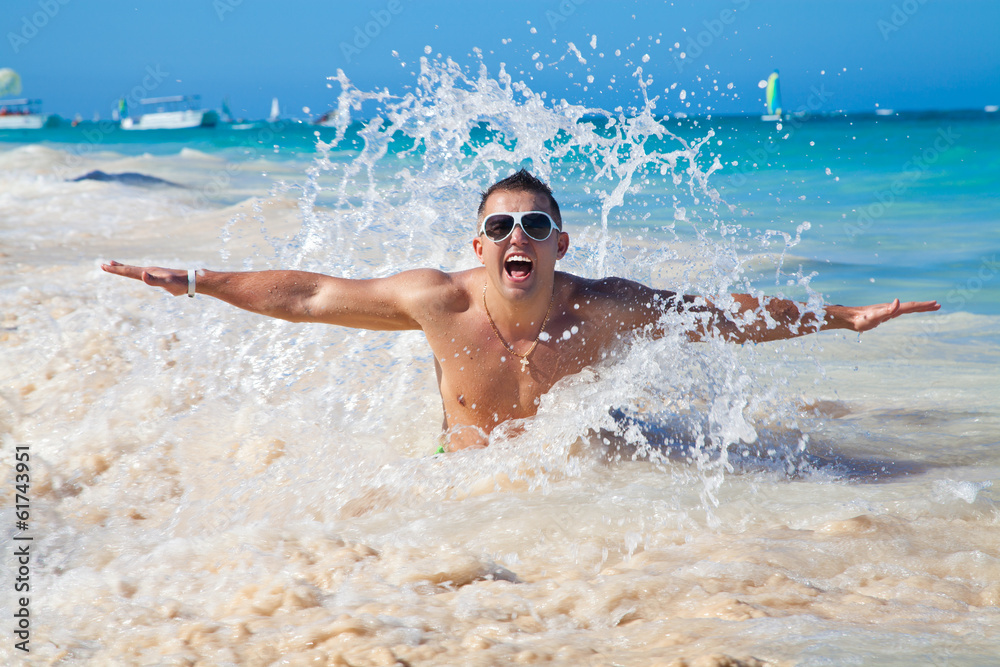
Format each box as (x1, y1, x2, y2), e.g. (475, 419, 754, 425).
(711, 112, 1000, 312)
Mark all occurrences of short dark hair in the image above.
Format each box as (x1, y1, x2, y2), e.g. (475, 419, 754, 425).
(477, 168, 562, 227)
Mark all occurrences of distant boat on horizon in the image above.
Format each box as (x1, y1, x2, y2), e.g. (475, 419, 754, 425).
(268, 97, 280, 123)
(121, 95, 218, 130)
(0, 98, 58, 129)
(761, 70, 782, 122)
(987, 105, 999, 113)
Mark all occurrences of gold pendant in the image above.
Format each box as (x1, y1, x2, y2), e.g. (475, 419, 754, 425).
(520, 357, 530, 372)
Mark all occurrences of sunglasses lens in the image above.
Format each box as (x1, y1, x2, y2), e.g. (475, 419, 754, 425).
(484, 214, 515, 240)
(521, 213, 553, 240)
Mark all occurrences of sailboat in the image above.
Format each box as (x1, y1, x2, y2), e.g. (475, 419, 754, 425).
(268, 97, 280, 123)
(761, 70, 782, 121)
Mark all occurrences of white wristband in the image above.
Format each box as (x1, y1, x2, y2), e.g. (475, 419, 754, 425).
(187, 269, 196, 298)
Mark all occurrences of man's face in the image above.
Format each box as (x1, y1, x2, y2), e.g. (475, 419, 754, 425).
(473, 189, 569, 303)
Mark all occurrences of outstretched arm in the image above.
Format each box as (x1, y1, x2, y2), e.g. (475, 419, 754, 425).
(598, 279, 940, 343)
(683, 293, 941, 343)
(101, 261, 449, 331)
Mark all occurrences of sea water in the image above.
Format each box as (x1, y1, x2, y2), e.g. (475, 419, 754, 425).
(1, 56, 999, 666)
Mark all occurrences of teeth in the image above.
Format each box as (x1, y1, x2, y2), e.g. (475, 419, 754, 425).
(507, 254, 532, 263)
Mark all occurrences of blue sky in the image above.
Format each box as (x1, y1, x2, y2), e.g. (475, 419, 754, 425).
(4, 0, 999, 119)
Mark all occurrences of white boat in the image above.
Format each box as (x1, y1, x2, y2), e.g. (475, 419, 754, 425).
(0, 98, 56, 129)
(986, 105, 999, 113)
(268, 97, 280, 122)
(875, 107, 895, 116)
(761, 70, 782, 121)
(121, 95, 219, 130)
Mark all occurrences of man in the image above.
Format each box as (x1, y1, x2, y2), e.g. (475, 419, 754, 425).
(102, 170, 939, 450)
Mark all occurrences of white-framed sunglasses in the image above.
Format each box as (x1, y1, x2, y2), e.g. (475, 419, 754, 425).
(479, 211, 560, 242)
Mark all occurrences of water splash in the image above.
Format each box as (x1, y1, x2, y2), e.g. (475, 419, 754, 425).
(176, 55, 829, 520)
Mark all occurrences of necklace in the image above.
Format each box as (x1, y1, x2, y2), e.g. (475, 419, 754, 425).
(482, 282, 554, 373)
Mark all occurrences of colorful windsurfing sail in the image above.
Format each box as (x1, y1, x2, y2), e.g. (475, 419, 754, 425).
(765, 70, 782, 117)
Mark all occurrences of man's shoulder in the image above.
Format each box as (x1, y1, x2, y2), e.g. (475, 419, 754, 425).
(557, 273, 679, 320)
(558, 273, 650, 300)
(396, 267, 480, 313)
(555, 273, 684, 337)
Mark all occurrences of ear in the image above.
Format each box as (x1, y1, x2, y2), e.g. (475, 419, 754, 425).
(472, 236, 485, 264)
(556, 231, 569, 260)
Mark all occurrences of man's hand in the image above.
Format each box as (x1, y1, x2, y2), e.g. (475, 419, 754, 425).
(102, 261, 191, 297)
(832, 298, 941, 333)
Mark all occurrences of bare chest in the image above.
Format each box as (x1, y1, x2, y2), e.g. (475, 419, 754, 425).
(425, 310, 605, 430)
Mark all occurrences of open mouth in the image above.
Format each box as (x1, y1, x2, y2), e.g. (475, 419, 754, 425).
(504, 254, 534, 280)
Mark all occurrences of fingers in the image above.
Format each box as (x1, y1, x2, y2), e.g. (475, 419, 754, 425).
(101, 261, 146, 281)
(102, 261, 187, 296)
(862, 299, 941, 331)
(899, 300, 941, 313)
(883, 299, 941, 319)
(882, 299, 942, 315)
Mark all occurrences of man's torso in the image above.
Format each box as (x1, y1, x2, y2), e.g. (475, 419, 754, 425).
(416, 269, 655, 448)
